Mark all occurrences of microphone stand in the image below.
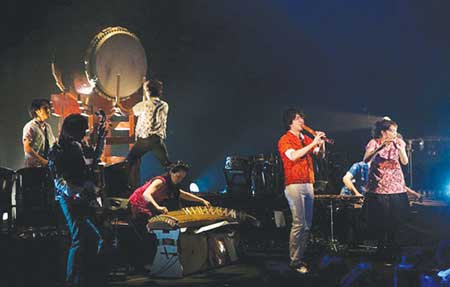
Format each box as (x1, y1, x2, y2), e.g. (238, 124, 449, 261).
(405, 138, 424, 188)
(406, 140, 413, 187)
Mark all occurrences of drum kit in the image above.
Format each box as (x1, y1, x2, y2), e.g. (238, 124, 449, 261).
(224, 154, 281, 197)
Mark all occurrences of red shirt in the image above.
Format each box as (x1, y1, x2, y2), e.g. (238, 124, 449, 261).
(278, 131, 315, 185)
(128, 176, 169, 217)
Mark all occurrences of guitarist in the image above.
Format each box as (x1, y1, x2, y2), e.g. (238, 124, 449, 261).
(48, 112, 108, 287)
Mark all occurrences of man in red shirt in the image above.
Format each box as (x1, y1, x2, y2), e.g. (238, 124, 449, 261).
(278, 108, 325, 274)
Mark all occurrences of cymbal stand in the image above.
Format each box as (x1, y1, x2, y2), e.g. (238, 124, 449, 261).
(328, 198, 339, 252)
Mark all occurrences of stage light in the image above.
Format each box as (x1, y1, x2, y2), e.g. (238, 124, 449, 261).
(2, 212, 7, 221)
(190, 182, 200, 193)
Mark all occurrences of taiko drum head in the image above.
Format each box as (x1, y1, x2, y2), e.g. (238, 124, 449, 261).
(85, 26, 147, 101)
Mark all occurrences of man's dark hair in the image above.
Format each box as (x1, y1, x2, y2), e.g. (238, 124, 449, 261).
(149, 79, 163, 98)
(283, 108, 304, 131)
(372, 119, 398, 139)
(59, 113, 88, 141)
(29, 99, 51, 118)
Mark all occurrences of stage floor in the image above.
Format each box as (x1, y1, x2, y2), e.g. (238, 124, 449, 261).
(1, 231, 446, 287)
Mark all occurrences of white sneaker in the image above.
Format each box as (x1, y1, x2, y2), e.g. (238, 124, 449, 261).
(290, 262, 309, 274)
(294, 265, 309, 274)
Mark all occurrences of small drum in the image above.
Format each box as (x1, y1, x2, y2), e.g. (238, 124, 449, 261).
(15, 167, 55, 228)
(250, 154, 281, 197)
(85, 26, 147, 101)
(224, 156, 251, 171)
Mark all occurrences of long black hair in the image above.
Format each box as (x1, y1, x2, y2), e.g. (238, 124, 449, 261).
(59, 113, 88, 142)
(161, 161, 190, 200)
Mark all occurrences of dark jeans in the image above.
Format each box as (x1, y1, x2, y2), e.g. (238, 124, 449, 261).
(126, 135, 170, 188)
(127, 135, 170, 167)
(58, 196, 105, 286)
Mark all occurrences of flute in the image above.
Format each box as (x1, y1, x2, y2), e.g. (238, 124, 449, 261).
(302, 124, 334, 144)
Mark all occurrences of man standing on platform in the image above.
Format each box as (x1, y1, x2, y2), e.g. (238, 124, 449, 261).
(278, 108, 325, 274)
(127, 79, 171, 188)
(22, 99, 56, 167)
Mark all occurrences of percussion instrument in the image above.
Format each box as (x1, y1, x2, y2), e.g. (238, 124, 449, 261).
(15, 167, 56, 228)
(0, 167, 15, 232)
(411, 199, 448, 208)
(85, 26, 147, 101)
(147, 206, 255, 277)
(103, 161, 131, 198)
(314, 194, 364, 251)
(252, 153, 278, 165)
(224, 154, 281, 198)
(314, 194, 364, 201)
(224, 156, 251, 171)
(250, 154, 280, 197)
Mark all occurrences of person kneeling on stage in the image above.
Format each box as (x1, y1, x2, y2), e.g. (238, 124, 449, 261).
(127, 161, 211, 269)
(48, 113, 107, 287)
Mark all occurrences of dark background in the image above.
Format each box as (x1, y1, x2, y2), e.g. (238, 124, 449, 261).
(1, 0, 450, 192)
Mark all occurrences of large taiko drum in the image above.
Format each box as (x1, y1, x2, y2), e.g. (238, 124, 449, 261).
(85, 26, 147, 101)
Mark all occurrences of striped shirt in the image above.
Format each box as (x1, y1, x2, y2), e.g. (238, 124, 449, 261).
(133, 98, 169, 140)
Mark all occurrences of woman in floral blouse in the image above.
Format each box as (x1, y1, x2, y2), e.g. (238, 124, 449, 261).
(363, 118, 409, 256)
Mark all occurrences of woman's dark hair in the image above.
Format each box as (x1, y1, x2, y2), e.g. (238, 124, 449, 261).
(168, 160, 190, 174)
(149, 79, 163, 98)
(29, 99, 51, 118)
(283, 108, 304, 131)
(161, 161, 189, 201)
(372, 119, 398, 139)
(59, 113, 88, 141)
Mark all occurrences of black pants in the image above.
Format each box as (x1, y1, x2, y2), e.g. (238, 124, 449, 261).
(363, 192, 409, 249)
(129, 213, 157, 270)
(126, 135, 170, 188)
